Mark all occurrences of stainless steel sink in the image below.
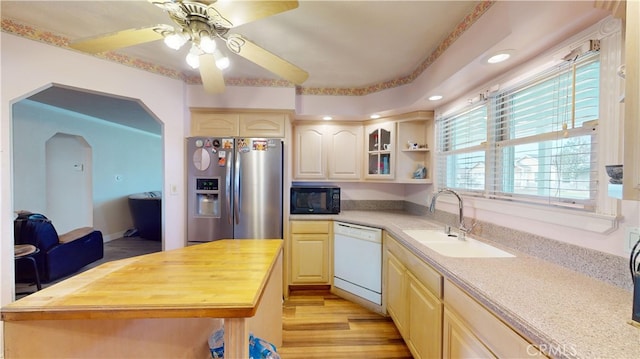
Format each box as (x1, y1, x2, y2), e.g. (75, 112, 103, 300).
(402, 229, 515, 258)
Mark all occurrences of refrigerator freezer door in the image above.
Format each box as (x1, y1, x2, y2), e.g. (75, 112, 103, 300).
(187, 137, 234, 242)
(234, 138, 283, 239)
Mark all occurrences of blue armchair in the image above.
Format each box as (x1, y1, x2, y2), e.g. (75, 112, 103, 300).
(14, 212, 104, 283)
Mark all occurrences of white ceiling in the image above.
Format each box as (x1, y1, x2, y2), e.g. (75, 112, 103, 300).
(1, 0, 480, 88)
(1, 0, 612, 128)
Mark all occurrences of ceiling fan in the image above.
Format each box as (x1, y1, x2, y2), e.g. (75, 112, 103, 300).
(69, 0, 309, 93)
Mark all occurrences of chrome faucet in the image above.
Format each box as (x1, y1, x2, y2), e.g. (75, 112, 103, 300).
(429, 188, 472, 239)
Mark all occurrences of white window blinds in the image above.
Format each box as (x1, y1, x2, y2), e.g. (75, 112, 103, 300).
(436, 52, 600, 210)
(436, 105, 488, 193)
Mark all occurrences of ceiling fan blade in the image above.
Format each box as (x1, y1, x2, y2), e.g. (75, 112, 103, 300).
(69, 25, 167, 54)
(226, 34, 308, 85)
(209, 0, 299, 27)
(199, 54, 226, 93)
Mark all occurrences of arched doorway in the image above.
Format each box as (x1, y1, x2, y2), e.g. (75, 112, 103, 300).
(12, 84, 163, 242)
(45, 133, 93, 234)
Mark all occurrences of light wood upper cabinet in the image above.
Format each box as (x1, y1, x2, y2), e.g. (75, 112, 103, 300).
(364, 111, 434, 182)
(190, 109, 287, 138)
(365, 121, 395, 179)
(327, 125, 362, 180)
(293, 125, 326, 179)
(293, 112, 432, 183)
(293, 122, 362, 180)
(190, 111, 239, 137)
(239, 113, 286, 138)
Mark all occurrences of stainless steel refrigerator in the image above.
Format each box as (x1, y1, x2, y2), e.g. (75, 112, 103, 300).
(187, 137, 283, 242)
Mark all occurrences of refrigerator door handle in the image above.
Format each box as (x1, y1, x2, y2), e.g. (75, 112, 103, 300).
(226, 149, 233, 224)
(234, 147, 241, 225)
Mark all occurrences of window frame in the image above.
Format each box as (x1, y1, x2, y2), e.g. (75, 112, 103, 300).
(436, 53, 600, 211)
(491, 54, 600, 208)
(432, 18, 623, 234)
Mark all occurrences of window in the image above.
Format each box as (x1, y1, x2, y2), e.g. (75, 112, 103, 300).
(437, 104, 487, 192)
(436, 52, 600, 210)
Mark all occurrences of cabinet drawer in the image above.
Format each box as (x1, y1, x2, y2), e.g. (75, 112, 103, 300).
(444, 279, 543, 358)
(290, 221, 331, 234)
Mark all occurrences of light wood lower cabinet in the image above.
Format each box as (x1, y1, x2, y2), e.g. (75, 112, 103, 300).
(443, 279, 544, 358)
(289, 221, 331, 285)
(385, 250, 408, 336)
(384, 234, 442, 359)
(443, 308, 497, 358)
(407, 271, 443, 359)
(384, 234, 545, 359)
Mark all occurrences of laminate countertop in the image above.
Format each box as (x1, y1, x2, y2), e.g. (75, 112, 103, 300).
(2, 239, 283, 321)
(291, 211, 640, 359)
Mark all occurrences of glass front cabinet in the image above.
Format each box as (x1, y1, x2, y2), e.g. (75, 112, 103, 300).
(365, 122, 395, 179)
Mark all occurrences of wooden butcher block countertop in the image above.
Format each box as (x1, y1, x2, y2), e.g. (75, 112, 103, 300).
(2, 239, 283, 321)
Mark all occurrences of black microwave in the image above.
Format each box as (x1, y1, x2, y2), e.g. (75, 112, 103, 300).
(290, 186, 341, 214)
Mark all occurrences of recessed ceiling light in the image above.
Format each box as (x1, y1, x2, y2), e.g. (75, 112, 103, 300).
(428, 95, 443, 101)
(370, 114, 381, 119)
(487, 50, 513, 64)
(322, 116, 333, 121)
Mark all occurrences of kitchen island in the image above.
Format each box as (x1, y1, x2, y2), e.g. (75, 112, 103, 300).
(2, 239, 283, 358)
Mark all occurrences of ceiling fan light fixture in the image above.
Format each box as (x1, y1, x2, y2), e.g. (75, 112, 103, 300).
(216, 57, 230, 70)
(163, 31, 188, 50)
(186, 44, 201, 69)
(214, 51, 230, 70)
(199, 34, 217, 54)
(186, 53, 200, 69)
(69, 0, 306, 94)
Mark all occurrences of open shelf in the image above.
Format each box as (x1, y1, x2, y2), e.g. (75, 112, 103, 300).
(396, 118, 432, 183)
(400, 148, 429, 152)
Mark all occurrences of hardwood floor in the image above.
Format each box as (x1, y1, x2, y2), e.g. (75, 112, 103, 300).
(279, 289, 412, 359)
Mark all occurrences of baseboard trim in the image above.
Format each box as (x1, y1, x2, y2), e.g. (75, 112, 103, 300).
(288, 284, 331, 292)
(102, 230, 126, 243)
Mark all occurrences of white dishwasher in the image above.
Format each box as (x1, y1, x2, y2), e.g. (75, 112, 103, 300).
(333, 222, 382, 305)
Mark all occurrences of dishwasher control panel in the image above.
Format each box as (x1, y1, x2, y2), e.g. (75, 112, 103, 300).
(334, 222, 382, 242)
